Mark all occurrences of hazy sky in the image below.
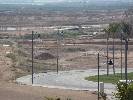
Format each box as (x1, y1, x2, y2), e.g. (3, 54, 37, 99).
(0, 0, 131, 3)
(35, 0, 131, 2)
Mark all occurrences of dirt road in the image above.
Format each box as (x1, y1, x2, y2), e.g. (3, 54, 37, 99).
(0, 82, 97, 100)
(0, 44, 99, 100)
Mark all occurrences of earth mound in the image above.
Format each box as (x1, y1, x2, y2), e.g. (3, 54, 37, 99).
(35, 53, 55, 60)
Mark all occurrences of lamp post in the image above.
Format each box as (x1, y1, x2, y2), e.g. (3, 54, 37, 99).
(31, 31, 40, 84)
(31, 31, 34, 84)
(98, 53, 100, 100)
(57, 29, 59, 74)
(56, 28, 64, 74)
(97, 48, 114, 99)
(107, 32, 109, 76)
(106, 32, 114, 76)
(120, 33, 123, 79)
(125, 39, 128, 84)
(112, 33, 115, 75)
(96, 49, 104, 100)
(120, 32, 128, 84)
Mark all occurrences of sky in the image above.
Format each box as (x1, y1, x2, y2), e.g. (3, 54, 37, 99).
(34, 0, 131, 2)
(0, 0, 131, 4)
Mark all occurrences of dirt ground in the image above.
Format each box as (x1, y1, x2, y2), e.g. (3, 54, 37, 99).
(0, 38, 133, 100)
(0, 43, 99, 100)
(0, 82, 98, 100)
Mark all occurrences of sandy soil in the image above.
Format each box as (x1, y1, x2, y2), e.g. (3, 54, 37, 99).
(0, 82, 98, 100)
(0, 45, 98, 100)
(1, 38, 133, 100)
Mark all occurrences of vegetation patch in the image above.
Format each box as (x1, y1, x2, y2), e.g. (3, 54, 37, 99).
(17, 49, 28, 57)
(85, 73, 133, 84)
(115, 82, 133, 100)
(64, 48, 85, 52)
(6, 53, 17, 62)
(63, 30, 84, 38)
(35, 53, 55, 60)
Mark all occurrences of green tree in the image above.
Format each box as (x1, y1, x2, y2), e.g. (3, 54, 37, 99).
(107, 22, 120, 37)
(121, 22, 132, 40)
(104, 22, 132, 39)
(105, 22, 120, 75)
(104, 22, 132, 77)
(115, 82, 133, 100)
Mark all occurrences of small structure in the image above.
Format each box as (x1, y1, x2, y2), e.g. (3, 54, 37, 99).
(119, 80, 133, 84)
(108, 59, 113, 65)
(100, 82, 104, 93)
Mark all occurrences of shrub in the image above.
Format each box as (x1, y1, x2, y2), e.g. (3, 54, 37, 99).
(114, 82, 133, 100)
(6, 53, 17, 62)
(64, 48, 85, 52)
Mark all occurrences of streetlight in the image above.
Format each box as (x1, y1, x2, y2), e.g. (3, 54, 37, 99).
(56, 29, 59, 74)
(120, 31, 128, 84)
(31, 31, 34, 84)
(56, 28, 64, 74)
(97, 53, 100, 100)
(31, 31, 40, 84)
(97, 48, 113, 99)
(125, 39, 128, 84)
(120, 33, 123, 79)
(106, 32, 109, 76)
(106, 30, 116, 76)
(112, 33, 115, 75)
(96, 49, 105, 100)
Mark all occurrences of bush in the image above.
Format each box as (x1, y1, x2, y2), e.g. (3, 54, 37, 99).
(63, 31, 87, 38)
(114, 82, 133, 100)
(64, 48, 85, 52)
(17, 49, 28, 57)
(6, 53, 17, 62)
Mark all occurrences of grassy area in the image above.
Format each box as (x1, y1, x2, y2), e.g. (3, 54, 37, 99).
(85, 72, 133, 84)
(63, 30, 85, 38)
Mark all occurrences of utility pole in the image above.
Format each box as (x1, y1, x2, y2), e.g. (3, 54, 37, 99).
(107, 32, 109, 76)
(120, 30, 128, 85)
(98, 53, 100, 100)
(31, 31, 34, 84)
(56, 29, 59, 74)
(120, 33, 123, 79)
(113, 33, 115, 75)
(125, 39, 128, 84)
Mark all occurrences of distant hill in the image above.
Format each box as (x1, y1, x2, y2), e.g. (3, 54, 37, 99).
(0, 0, 132, 12)
(0, 0, 32, 4)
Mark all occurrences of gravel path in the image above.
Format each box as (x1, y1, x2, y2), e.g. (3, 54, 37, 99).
(16, 68, 133, 100)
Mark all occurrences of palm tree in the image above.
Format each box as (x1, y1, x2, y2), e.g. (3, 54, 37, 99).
(120, 22, 132, 83)
(106, 23, 120, 75)
(118, 22, 132, 79)
(121, 22, 132, 41)
(103, 28, 110, 76)
(105, 22, 132, 78)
